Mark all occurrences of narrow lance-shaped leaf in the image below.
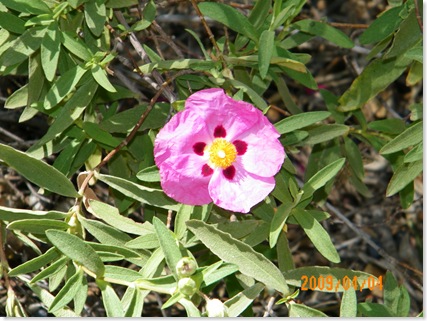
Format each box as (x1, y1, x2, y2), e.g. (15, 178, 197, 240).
(198, 2, 259, 44)
(380, 121, 423, 154)
(46, 229, 105, 277)
(275, 111, 331, 134)
(48, 268, 84, 312)
(258, 30, 275, 79)
(386, 160, 422, 196)
(41, 22, 61, 82)
(43, 64, 87, 110)
(225, 283, 264, 317)
(340, 288, 357, 317)
(153, 217, 182, 279)
(186, 220, 290, 295)
(293, 209, 341, 263)
(292, 19, 354, 48)
(0, 143, 79, 198)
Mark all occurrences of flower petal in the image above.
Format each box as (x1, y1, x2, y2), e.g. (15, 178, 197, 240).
(208, 163, 275, 213)
(239, 132, 285, 177)
(185, 88, 261, 140)
(159, 154, 212, 205)
(154, 109, 211, 165)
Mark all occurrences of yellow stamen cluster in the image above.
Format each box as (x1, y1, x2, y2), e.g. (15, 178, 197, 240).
(208, 138, 237, 169)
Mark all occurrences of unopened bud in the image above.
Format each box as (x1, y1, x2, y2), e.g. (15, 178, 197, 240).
(206, 298, 228, 317)
(176, 257, 198, 277)
(177, 277, 197, 297)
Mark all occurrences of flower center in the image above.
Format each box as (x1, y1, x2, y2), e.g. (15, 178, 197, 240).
(208, 138, 237, 169)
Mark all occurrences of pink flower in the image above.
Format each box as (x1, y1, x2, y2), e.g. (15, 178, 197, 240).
(154, 88, 285, 213)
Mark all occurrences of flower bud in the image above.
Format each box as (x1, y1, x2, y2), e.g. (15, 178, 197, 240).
(206, 299, 228, 317)
(177, 277, 197, 297)
(176, 257, 198, 277)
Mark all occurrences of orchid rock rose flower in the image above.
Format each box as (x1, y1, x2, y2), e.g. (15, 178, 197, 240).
(154, 88, 285, 213)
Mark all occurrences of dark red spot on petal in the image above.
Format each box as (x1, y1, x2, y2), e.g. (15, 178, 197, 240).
(202, 164, 214, 177)
(233, 140, 248, 155)
(193, 142, 206, 155)
(223, 165, 236, 180)
(213, 125, 227, 138)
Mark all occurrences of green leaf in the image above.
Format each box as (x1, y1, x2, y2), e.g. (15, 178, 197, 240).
(289, 303, 328, 317)
(0, 26, 47, 67)
(344, 138, 364, 181)
(300, 124, 349, 145)
(31, 79, 98, 148)
(7, 219, 69, 234)
(49, 268, 84, 312)
(340, 288, 357, 317)
(122, 286, 143, 317)
(404, 44, 423, 64)
(43, 64, 87, 110)
(277, 233, 295, 272)
(139, 59, 216, 73)
(85, 0, 106, 37)
(46, 229, 105, 277)
(385, 9, 422, 58)
(80, 218, 131, 246)
(338, 55, 412, 112)
(275, 111, 331, 134)
(303, 158, 345, 196)
(96, 279, 124, 317)
(358, 303, 394, 317)
(88, 200, 151, 235)
(153, 217, 182, 279)
(292, 19, 354, 48)
(41, 22, 61, 82)
(380, 121, 423, 154)
(30, 256, 69, 284)
(0, 206, 68, 222)
(135, 275, 177, 294)
(383, 271, 400, 315)
(292, 209, 340, 263)
(136, 165, 160, 182)
(8, 247, 60, 276)
(360, 5, 403, 44)
(225, 283, 264, 317)
(82, 121, 121, 148)
(269, 203, 293, 248)
(1, 0, 50, 14)
(367, 118, 406, 134)
(186, 220, 290, 295)
(104, 265, 143, 283)
(386, 160, 422, 196)
(98, 174, 179, 211)
(0, 143, 79, 198)
(26, 282, 78, 317)
(61, 32, 92, 61)
(4, 84, 28, 109)
(132, 0, 156, 31)
(198, 2, 259, 43)
(125, 233, 159, 250)
(91, 65, 116, 92)
(396, 285, 410, 317)
(179, 298, 201, 317)
(284, 266, 379, 292)
(404, 142, 422, 163)
(0, 12, 26, 34)
(258, 30, 275, 79)
(73, 275, 88, 315)
(100, 104, 168, 133)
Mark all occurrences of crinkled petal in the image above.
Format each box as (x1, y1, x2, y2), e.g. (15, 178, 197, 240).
(238, 132, 285, 177)
(208, 163, 275, 213)
(154, 109, 211, 165)
(159, 154, 212, 205)
(185, 88, 261, 140)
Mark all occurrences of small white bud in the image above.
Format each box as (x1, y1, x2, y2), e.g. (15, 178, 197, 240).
(206, 298, 228, 317)
(176, 257, 198, 277)
(177, 277, 197, 297)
